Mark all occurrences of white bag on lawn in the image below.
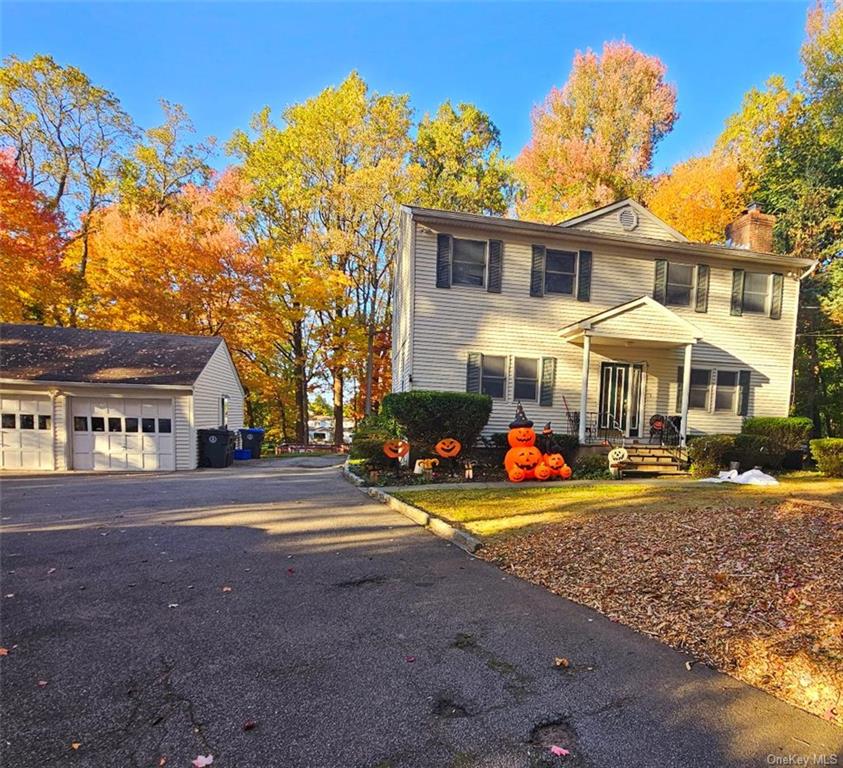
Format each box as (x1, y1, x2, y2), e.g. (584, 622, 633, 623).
(698, 468, 779, 485)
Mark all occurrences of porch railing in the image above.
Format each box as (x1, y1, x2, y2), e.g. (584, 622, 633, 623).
(560, 411, 625, 445)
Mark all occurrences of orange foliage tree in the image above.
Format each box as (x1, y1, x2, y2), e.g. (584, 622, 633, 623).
(0, 149, 67, 322)
(648, 153, 747, 243)
(516, 41, 678, 223)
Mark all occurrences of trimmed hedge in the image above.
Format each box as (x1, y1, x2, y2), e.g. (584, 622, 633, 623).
(733, 433, 785, 471)
(688, 434, 736, 478)
(741, 417, 813, 450)
(381, 390, 492, 455)
(348, 412, 401, 468)
(810, 438, 843, 477)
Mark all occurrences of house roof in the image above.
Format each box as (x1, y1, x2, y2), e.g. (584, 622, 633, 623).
(401, 205, 816, 272)
(0, 324, 224, 387)
(556, 198, 690, 243)
(558, 296, 704, 347)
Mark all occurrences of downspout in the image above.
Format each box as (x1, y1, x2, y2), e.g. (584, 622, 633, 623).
(47, 388, 60, 471)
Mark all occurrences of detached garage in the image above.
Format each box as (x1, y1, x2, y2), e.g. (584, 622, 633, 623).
(0, 324, 244, 472)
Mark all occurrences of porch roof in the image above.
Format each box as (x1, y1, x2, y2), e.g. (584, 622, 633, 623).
(558, 296, 704, 348)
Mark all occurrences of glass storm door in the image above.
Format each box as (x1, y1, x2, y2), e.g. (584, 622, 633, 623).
(598, 363, 644, 436)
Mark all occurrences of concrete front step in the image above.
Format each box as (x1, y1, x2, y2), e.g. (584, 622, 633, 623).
(622, 464, 689, 475)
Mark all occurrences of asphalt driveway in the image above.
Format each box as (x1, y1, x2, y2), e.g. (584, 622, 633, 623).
(1, 461, 840, 768)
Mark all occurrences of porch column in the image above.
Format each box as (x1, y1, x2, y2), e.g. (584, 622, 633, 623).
(578, 334, 591, 444)
(679, 343, 693, 447)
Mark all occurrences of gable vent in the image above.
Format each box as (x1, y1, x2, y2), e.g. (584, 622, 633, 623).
(618, 207, 639, 231)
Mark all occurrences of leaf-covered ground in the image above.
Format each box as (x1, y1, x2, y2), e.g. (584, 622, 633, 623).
(482, 497, 843, 726)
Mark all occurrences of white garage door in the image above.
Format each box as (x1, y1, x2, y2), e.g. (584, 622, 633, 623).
(1, 394, 54, 470)
(71, 398, 175, 471)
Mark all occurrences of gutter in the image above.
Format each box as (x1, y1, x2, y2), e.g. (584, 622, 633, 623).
(403, 205, 816, 271)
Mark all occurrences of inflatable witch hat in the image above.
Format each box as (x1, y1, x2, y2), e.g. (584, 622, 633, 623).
(509, 401, 534, 429)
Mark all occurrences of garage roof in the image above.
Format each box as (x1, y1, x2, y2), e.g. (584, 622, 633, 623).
(0, 324, 224, 386)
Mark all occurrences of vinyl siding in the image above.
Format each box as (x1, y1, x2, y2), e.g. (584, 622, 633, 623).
(565, 205, 684, 241)
(193, 342, 245, 431)
(405, 220, 800, 436)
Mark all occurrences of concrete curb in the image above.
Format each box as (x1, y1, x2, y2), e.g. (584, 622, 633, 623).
(340, 463, 482, 554)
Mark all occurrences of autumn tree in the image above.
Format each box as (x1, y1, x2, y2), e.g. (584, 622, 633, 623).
(412, 101, 515, 215)
(516, 41, 678, 223)
(117, 100, 215, 214)
(0, 149, 67, 322)
(647, 152, 746, 243)
(0, 55, 135, 323)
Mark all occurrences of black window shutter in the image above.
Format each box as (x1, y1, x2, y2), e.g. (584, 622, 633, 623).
(730, 269, 745, 316)
(436, 233, 452, 288)
(676, 366, 684, 411)
(577, 250, 592, 301)
(653, 260, 668, 304)
(770, 273, 784, 319)
(695, 264, 710, 313)
(540, 357, 556, 406)
(487, 240, 503, 293)
(466, 353, 481, 393)
(738, 370, 751, 416)
(530, 245, 545, 297)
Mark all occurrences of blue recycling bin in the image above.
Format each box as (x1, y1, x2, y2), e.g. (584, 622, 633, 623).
(238, 428, 265, 459)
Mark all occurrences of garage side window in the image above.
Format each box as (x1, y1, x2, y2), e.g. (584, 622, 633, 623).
(91, 417, 105, 432)
(74, 416, 88, 431)
(158, 418, 172, 433)
(38, 415, 51, 430)
(108, 417, 122, 432)
(20, 414, 34, 429)
(142, 418, 155, 433)
(1, 414, 15, 429)
(125, 418, 138, 432)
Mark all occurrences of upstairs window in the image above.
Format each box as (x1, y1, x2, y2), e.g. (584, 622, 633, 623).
(742, 272, 769, 314)
(481, 355, 506, 398)
(451, 238, 486, 287)
(513, 358, 539, 401)
(545, 250, 577, 295)
(666, 263, 694, 306)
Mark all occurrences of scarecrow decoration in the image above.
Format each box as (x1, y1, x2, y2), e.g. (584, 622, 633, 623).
(503, 404, 572, 483)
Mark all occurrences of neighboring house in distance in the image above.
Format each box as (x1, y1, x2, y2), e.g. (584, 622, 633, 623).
(307, 417, 353, 445)
(0, 324, 244, 472)
(393, 200, 814, 446)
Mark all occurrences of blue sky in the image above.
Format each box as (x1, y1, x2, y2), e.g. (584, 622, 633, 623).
(3, 2, 810, 173)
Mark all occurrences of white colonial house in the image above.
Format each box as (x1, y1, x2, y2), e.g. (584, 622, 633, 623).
(0, 324, 244, 472)
(392, 200, 814, 457)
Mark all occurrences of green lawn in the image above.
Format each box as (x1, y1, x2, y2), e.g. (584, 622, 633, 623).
(392, 472, 843, 539)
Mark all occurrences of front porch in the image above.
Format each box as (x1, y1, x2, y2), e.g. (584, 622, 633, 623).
(558, 296, 704, 449)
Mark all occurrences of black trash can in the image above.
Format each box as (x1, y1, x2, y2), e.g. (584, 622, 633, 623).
(198, 428, 236, 468)
(239, 428, 266, 459)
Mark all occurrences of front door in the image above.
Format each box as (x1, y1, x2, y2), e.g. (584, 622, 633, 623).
(598, 363, 643, 437)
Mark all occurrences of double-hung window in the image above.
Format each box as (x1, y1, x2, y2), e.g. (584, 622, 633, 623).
(714, 371, 739, 412)
(742, 272, 769, 314)
(545, 250, 577, 295)
(452, 238, 486, 287)
(688, 369, 711, 410)
(480, 355, 506, 398)
(513, 358, 539, 401)
(666, 263, 694, 306)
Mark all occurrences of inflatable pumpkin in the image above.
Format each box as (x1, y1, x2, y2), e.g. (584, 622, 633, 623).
(508, 465, 526, 483)
(434, 438, 462, 458)
(559, 464, 573, 480)
(504, 445, 542, 477)
(383, 439, 410, 459)
(534, 462, 552, 481)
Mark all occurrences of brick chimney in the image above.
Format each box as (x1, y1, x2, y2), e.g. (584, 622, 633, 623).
(726, 203, 776, 253)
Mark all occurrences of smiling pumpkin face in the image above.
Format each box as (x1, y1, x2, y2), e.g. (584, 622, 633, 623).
(434, 438, 462, 458)
(544, 453, 566, 471)
(507, 427, 536, 448)
(504, 445, 542, 474)
(383, 439, 410, 459)
(534, 462, 552, 481)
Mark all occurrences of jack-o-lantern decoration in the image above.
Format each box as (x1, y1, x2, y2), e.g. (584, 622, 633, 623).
(508, 465, 526, 483)
(504, 445, 543, 476)
(383, 439, 410, 459)
(504, 403, 541, 482)
(434, 438, 462, 458)
(559, 464, 573, 480)
(544, 453, 566, 473)
(534, 462, 552, 481)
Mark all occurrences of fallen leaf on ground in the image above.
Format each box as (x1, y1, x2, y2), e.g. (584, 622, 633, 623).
(48, 568, 56, 574)
(405, 655, 416, 663)
(158, 757, 167, 767)
(287, 568, 295, 575)
(0, 648, 8, 656)
(37, 680, 48, 687)
(222, 586, 232, 593)
(70, 742, 81, 751)
(191, 755, 213, 767)
(549, 745, 570, 756)
(5, 593, 14, 598)
(243, 720, 257, 731)
(167, 603, 179, 609)
(553, 657, 570, 668)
